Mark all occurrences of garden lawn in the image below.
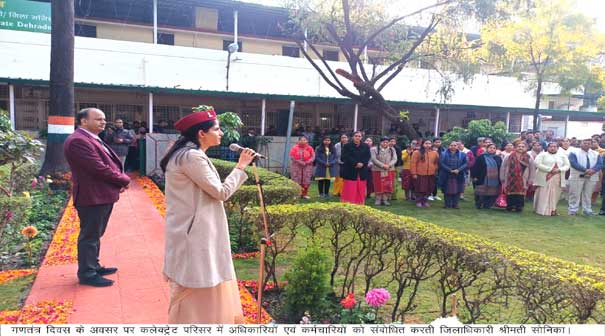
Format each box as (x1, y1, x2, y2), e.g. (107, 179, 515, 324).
(381, 189, 605, 270)
(300, 183, 605, 269)
(0, 274, 36, 311)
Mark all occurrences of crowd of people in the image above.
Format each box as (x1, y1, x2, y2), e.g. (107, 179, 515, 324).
(100, 119, 148, 172)
(289, 129, 605, 216)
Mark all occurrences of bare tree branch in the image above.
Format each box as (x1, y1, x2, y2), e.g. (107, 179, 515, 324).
(295, 40, 352, 96)
(357, 57, 371, 82)
(297, 35, 353, 95)
(354, 0, 455, 60)
(371, 63, 377, 80)
(372, 16, 440, 86)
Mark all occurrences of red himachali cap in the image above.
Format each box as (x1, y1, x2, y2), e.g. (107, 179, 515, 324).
(174, 109, 217, 132)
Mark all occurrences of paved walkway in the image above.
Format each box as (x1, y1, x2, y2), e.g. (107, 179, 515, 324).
(26, 178, 170, 323)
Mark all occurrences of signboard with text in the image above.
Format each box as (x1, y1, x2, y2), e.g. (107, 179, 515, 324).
(0, 0, 51, 33)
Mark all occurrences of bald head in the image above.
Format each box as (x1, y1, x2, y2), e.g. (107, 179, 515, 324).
(77, 108, 106, 135)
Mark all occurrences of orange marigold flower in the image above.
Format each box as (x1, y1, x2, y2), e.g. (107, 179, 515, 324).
(45, 199, 79, 266)
(0, 269, 37, 284)
(0, 310, 20, 324)
(21, 226, 39, 239)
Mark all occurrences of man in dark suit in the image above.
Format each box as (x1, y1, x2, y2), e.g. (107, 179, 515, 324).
(64, 108, 131, 287)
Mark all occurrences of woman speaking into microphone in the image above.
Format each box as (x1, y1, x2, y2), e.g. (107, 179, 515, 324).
(160, 108, 255, 323)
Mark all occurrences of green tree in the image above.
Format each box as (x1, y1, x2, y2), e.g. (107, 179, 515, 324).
(285, 0, 514, 138)
(0, 110, 43, 197)
(481, 0, 601, 128)
(39, 0, 75, 177)
(442, 119, 513, 147)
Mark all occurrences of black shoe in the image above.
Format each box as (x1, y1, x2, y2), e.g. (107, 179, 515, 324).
(599, 211, 605, 216)
(79, 275, 114, 287)
(97, 267, 118, 276)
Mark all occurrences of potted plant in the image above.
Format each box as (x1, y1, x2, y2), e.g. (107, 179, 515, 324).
(192, 105, 243, 160)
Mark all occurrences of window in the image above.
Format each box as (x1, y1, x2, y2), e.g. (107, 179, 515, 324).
(335, 109, 353, 130)
(157, 32, 175, 46)
(319, 113, 332, 129)
(195, 7, 218, 30)
(548, 101, 555, 109)
(114, 104, 143, 124)
(239, 109, 261, 130)
(361, 115, 378, 131)
(266, 111, 279, 132)
(75, 24, 97, 38)
(223, 40, 243, 52)
(282, 46, 300, 58)
(323, 50, 339, 61)
(294, 112, 313, 130)
(15, 101, 42, 130)
(509, 114, 522, 133)
(0, 85, 8, 98)
(153, 106, 181, 128)
(78, 103, 97, 111)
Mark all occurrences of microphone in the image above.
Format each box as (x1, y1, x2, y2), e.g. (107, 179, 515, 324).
(228, 143, 265, 158)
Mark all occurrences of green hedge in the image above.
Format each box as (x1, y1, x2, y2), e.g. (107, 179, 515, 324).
(211, 159, 300, 253)
(210, 158, 300, 208)
(248, 202, 605, 324)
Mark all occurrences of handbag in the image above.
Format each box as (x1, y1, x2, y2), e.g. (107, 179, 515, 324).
(495, 186, 507, 208)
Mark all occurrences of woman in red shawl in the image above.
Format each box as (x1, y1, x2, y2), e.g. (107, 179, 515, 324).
(290, 136, 315, 199)
(500, 139, 535, 212)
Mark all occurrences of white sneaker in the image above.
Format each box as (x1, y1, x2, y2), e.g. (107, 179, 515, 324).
(434, 196, 442, 201)
(427, 196, 435, 201)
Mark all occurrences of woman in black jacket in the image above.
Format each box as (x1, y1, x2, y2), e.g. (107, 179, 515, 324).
(471, 143, 502, 209)
(340, 131, 371, 205)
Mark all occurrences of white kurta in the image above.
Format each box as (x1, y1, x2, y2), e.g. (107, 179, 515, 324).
(533, 152, 570, 188)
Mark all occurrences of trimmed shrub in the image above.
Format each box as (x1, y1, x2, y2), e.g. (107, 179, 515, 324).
(282, 243, 332, 322)
(248, 203, 605, 323)
(211, 159, 300, 253)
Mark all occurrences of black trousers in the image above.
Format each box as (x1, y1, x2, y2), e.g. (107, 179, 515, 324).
(317, 180, 331, 195)
(444, 193, 460, 208)
(475, 195, 497, 209)
(506, 195, 525, 211)
(75, 204, 114, 279)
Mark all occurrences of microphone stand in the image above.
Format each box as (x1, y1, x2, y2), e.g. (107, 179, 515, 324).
(251, 159, 271, 324)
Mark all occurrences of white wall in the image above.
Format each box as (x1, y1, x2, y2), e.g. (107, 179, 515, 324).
(0, 30, 554, 109)
(540, 121, 566, 137)
(566, 121, 603, 139)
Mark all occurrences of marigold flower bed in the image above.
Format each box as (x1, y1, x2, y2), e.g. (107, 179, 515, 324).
(135, 176, 166, 217)
(44, 200, 79, 266)
(135, 176, 272, 323)
(232, 251, 260, 260)
(0, 300, 73, 324)
(0, 269, 37, 284)
(0, 310, 20, 324)
(238, 283, 273, 324)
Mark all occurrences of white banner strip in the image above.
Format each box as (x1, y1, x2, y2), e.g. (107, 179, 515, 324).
(48, 124, 75, 134)
(1, 324, 603, 336)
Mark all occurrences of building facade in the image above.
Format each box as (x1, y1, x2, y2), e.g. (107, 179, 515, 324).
(0, 0, 601, 138)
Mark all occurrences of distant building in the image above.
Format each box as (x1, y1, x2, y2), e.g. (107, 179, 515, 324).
(0, 0, 602, 137)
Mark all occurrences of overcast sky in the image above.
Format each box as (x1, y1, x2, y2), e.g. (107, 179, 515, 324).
(242, 0, 605, 32)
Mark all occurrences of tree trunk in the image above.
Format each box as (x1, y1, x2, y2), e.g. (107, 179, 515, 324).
(532, 76, 543, 132)
(361, 98, 419, 139)
(40, 0, 75, 176)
